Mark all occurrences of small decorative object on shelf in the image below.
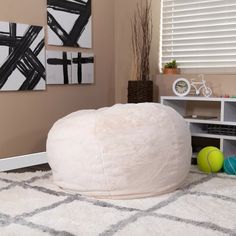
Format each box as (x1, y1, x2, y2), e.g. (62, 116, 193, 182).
(172, 74, 212, 97)
(190, 74, 212, 97)
(172, 78, 191, 97)
(163, 59, 180, 74)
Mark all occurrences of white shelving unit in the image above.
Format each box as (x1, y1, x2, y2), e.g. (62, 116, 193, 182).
(161, 96, 236, 158)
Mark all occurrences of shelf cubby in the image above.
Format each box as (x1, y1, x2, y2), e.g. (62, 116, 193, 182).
(192, 136, 221, 153)
(161, 96, 236, 158)
(223, 139, 236, 157)
(224, 101, 236, 122)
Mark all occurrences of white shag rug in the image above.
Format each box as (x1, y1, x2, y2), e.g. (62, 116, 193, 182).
(0, 166, 235, 236)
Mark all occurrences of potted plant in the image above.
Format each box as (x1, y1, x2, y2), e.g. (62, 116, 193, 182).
(128, 0, 153, 103)
(163, 60, 180, 74)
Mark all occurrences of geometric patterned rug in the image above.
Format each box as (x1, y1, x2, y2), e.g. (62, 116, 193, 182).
(0, 166, 235, 236)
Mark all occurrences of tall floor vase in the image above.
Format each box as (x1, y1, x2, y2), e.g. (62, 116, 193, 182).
(128, 80, 153, 103)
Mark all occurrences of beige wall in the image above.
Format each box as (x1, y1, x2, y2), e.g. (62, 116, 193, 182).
(114, 0, 236, 102)
(0, 0, 115, 158)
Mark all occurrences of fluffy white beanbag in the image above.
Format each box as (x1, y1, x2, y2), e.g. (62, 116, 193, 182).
(47, 103, 192, 199)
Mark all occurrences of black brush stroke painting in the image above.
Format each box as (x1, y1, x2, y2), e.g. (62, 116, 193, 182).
(0, 22, 45, 91)
(47, 51, 72, 84)
(47, 0, 92, 48)
(72, 52, 94, 84)
(46, 50, 94, 84)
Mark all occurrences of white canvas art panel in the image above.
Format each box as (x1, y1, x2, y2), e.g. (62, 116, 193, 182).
(77, 18, 92, 49)
(0, 21, 46, 91)
(71, 52, 94, 84)
(46, 50, 72, 85)
(47, 0, 92, 48)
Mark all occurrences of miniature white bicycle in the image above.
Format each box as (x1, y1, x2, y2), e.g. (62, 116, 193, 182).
(190, 74, 212, 97)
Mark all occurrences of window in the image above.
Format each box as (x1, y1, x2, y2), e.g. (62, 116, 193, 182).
(160, 0, 236, 74)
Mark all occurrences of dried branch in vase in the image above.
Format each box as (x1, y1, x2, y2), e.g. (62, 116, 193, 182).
(131, 0, 152, 81)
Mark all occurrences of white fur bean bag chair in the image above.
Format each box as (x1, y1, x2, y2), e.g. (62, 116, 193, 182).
(47, 103, 192, 199)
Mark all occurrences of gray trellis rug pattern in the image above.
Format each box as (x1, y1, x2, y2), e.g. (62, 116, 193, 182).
(0, 167, 236, 236)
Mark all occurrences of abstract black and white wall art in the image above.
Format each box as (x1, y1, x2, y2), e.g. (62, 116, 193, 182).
(0, 21, 45, 91)
(46, 51, 72, 84)
(71, 52, 94, 84)
(46, 50, 94, 84)
(47, 0, 92, 48)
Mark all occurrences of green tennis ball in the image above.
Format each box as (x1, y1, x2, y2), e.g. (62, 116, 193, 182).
(197, 146, 224, 173)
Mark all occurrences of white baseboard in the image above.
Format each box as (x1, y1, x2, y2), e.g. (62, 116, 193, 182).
(0, 152, 48, 172)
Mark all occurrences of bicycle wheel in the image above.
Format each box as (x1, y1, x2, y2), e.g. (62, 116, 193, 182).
(202, 87, 212, 97)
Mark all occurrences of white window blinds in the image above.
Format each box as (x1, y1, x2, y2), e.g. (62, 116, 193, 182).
(160, 0, 236, 74)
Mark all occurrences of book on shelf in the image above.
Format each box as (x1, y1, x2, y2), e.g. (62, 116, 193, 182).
(184, 115, 218, 120)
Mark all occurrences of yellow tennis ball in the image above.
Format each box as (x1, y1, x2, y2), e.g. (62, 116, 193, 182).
(197, 146, 224, 173)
